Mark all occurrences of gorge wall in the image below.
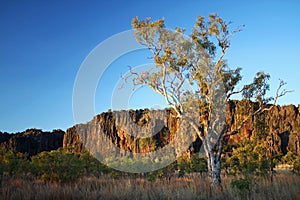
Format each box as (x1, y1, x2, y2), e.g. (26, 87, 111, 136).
(64, 100, 300, 157)
(1, 101, 300, 157)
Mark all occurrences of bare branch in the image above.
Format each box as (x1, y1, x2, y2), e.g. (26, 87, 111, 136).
(227, 87, 246, 99)
(225, 79, 293, 137)
(181, 114, 205, 141)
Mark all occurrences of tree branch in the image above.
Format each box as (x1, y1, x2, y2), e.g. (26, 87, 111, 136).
(225, 80, 293, 137)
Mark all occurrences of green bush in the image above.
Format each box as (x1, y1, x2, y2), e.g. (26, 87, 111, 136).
(30, 149, 85, 182)
(0, 148, 29, 175)
(283, 151, 297, 165)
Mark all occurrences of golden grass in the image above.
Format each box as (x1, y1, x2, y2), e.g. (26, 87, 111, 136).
(0, 173, 299, 200)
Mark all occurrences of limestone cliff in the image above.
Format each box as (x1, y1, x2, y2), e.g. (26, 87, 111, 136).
(226, 101, 300, 156)
(63, 109, 180, 155)
(63, 101, 300, 157)
(1, 101, 299, 157)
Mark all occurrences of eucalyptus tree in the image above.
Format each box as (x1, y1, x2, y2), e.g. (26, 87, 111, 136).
(129, 14, 291, 187)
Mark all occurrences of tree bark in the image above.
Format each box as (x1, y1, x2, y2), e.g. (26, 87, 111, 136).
(207, 151, 222, 188)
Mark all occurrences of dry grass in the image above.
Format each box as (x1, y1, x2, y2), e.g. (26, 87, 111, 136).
(0, 173, 299, 200)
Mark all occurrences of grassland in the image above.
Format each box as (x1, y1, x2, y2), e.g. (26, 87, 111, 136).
(1, 173, 299, 200)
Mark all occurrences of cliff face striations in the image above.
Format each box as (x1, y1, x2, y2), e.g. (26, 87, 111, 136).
(226, 101, 300, 156)
(63, 109, 180, 156)
(63, 101, 300, 157)
(1, 101, 300, 157)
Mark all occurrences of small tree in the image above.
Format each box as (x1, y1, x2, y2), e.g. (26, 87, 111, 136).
(129, 14, 291, 188)
(31, 149, 84, 182)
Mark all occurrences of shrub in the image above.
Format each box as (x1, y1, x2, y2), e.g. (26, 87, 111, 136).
(30, 149, 84, 182)
(0, 148, 29, 175)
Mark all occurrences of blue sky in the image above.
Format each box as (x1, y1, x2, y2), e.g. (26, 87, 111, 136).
(0, 0, 299, 133)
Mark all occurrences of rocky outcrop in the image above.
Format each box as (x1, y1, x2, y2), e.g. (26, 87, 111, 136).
(0, 128, 65, 156)
(63, 101, 300, 157)
(1, 101, 300, 157)
(63, 109, 180, 155)
(226, 101, 300, 156)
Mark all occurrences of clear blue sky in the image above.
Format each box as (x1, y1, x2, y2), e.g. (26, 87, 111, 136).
(0, 0, 299, 133)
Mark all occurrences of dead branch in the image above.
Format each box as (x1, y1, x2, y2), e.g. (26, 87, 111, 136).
(224, 80, 293, 137)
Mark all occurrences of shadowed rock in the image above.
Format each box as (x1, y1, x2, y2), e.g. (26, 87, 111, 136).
(0, 128, 64, 156)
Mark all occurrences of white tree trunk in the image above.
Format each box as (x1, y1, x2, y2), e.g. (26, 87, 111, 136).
(181, 114, 223, 187)
(205, 143, 222, 188)
(209, 154, 221, 187)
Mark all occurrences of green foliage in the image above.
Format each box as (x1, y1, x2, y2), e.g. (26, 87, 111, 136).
(222, 67, 242, 94)
(130, 13, 291, 186)
(31, 149, 84, 182)
(226, 142, 274, 177)
(282, 151, 297, 165)
(30, 149, 105, 183)
(0, 148, 29, 175)
(242, 71, 273, 104)
(230, 178, 252, 199)
(130, 13, 243, 112)
(177, 154, 207, 176)
(0, 141, 298, 185)
(282, 151, 300, 173)
(80, 152, 107, 175)
(293, 158, 300, 173)
(227, 143, 257, 175)
(223, 113, 284, 179)
(130, 11, 294, 189)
